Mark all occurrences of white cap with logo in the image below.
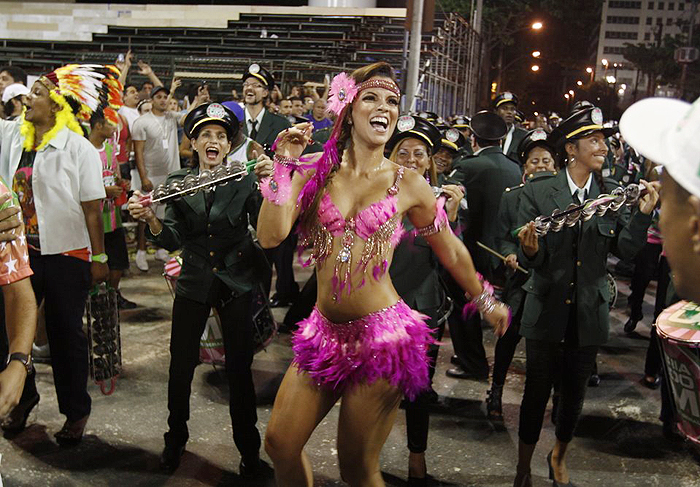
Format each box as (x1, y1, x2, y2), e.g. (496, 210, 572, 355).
(620, 96, 700, 198)
(1, 83, 29, 104)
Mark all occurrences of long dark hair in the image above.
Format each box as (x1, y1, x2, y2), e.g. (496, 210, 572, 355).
(299, 62, 397, 234)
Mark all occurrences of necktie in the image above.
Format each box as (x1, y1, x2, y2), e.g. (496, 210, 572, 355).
(250, 119, 258, 140)
(205, 189, 215, 215)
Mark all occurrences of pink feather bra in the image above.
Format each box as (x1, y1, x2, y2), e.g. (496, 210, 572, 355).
(301, 166, 406, 301)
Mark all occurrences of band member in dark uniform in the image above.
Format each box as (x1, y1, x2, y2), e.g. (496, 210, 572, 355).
(128, 102, 271, 477)
(485, 129, 556, 424)
(513, 107, 658, 487)
(387, 115, 464, 485)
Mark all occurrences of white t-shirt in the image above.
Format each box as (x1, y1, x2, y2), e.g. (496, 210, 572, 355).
(0, 120, 105, 255)
(131, 111, 180, 177)
(118, 105, 140, 132)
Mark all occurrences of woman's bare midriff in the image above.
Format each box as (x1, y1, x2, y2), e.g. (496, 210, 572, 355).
(314, 244, 401, 323)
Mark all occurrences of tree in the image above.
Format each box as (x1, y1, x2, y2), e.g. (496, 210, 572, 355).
(623, 36, 682, 97)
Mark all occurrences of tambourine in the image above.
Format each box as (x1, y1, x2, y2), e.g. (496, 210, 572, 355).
(138, 159, 257, 207)
(513, 183, 644, 238)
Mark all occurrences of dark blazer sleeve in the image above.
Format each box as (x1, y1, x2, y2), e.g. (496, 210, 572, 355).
(496, 190, 519, 258)
(516, 182, 546, 269)
(604, 180, 653, 261)
(146, 173, 189, 251)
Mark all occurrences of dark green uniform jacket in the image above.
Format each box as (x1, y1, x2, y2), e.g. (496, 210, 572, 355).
(496, 181, 529, 312)
(452, 146, 522, 278)
(147, 166, 263, 304)
(242, 109, 291, 151)
(389, 218, 443, 313)
(504, 126, 528, 164)
(516, 170, 652, 347)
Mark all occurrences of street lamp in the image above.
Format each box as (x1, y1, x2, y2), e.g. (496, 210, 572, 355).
(532, 21, 543, 30)
(586, 66, 594, 82)
(564, 94, 570, 99)
(495, 23, 544, 93)
(531, 65, 540, 72)
(532, 51, 541, 58)
(576, 80, 583, 86)
(602, 59, 609, 68)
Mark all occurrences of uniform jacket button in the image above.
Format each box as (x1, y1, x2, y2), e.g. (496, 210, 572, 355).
(565, 299, 572, 305)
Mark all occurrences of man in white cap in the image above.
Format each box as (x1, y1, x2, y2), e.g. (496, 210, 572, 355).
(620, 97, 700, 303)
(1, 84, 30, 121)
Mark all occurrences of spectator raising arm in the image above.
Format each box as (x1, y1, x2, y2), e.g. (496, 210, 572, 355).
(137, 60, 163, 88)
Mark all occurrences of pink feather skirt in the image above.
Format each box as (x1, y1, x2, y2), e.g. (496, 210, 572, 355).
(291, 300, 434, 401)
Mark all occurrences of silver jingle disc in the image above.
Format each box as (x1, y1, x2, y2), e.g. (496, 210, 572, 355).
(564, 203, 581, 227)
(581, 200, 597, 221)
(199, 169, 213, 193)
(183, 174, 199, 196)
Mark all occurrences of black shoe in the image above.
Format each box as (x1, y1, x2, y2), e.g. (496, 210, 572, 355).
(1, 393, 39, 436)
(485, 385, 504, 423)
(446, 367, 488, 381)
(588, 374, 600, 387)
(269, 295, 292, 308)
(642, 375, 661, 389)
(239, 455, 265, 477)
(547, 451, 578, 487)
(662, 421, 684, 442)
(624, 317, 639, 334)
(160, 443, 186, 473)
(407, 476, 427, 487)
(117, 291, 137, 310)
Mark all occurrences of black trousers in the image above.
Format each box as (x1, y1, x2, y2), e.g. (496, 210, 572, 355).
(444, 273, 489, 375)
(628, 242, 662, 322)
(519, 337, 598, 445)
(29, 251, 92, 421)
(405, 306, 444, 454)
(265, 232, 299, 301)
(492, 304, 524, 386)
(164, 286, 261, 459)
(644, 256, 671, 377)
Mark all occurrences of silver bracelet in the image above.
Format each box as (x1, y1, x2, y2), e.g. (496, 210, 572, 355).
(472, 289, 498, 315)
(273, 154, 300, 168)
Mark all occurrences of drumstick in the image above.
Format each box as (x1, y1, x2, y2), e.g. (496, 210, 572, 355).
(476, 241, 528, 274)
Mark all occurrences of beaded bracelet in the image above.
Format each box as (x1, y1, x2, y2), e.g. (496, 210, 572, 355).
(463, 273, 504, 318)
(274, 154, 300, 168)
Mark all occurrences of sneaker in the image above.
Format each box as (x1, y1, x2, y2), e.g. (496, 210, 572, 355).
(155, 248, 170, 262)
(135, 250, 149, 272)
(117, 291, 137, 310)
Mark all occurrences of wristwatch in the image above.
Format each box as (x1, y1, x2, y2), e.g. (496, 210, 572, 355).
(91, 253, 109, 264)
(7, 352, 32, 373)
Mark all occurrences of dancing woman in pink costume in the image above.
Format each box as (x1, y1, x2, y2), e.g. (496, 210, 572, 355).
(258, 62, 510, 487)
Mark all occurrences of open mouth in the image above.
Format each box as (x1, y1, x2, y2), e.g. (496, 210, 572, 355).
(370, 116, 388, 133)
(205, 147, 220, 161)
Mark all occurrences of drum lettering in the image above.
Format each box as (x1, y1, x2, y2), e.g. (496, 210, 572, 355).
(675, 387, 700, 418)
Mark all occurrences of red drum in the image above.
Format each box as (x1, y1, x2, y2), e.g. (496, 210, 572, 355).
(657, 300, 700, 446)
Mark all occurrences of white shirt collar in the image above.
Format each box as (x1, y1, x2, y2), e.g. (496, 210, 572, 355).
(244, 107, 265, 126)
(565, 167, 593, 198)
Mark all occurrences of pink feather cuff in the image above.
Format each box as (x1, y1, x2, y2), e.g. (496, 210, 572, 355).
(260, 162, 294, 205)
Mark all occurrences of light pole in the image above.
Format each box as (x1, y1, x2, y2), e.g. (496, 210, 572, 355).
(586, 67, 593, 83)
(495, 21, 543, 94)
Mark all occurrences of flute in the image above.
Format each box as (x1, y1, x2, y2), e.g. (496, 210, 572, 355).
(511, 182, 645, 238)
(137, 159, 258, 207)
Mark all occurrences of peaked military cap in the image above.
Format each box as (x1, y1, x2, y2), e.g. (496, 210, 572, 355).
(418, 111, 439, 123)
(242, 63, 275, 89)
(469, 110, 508, 141)
(451, 115, 470, 128)
(440, 127, 467, 153)
(518, 129, 554, 164)
(494, 91, 519, 108)
(183, 102, 239, 140)
(387, 115, 442, 155)
(549, 106, 617, 149)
